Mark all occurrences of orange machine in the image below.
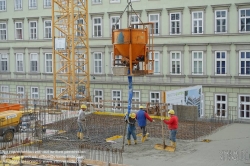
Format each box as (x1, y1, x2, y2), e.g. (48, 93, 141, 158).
(0, 103, 23, 112)
(112, 23, 154, 75)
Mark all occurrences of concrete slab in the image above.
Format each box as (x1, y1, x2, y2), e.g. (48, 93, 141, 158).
(121, 123, 250, 166)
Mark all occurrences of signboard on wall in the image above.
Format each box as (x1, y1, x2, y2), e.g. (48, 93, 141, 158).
(55, 38, 66, 50)
(166, 85, 203, 117)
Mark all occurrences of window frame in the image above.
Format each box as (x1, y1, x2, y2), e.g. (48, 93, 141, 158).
(110, 16, 120, 34)
(0, 53, 8, 72)
(112, 90, 121, 111)
(239, 51, 250, 76)
(44, 20, 52, 39)
(0, 22, 7, 40)
(214, 10, 227, 33)
(46, 87, 53, 100)
(150, 92, 160, 105)
(170, 51, 181, 75)
(130, 14, 141, 29)
(45, 53, 52, 73)
(0, 0, 6, 11)
(238, 95, 250, 119)
(94, 52, 102, 74)
(110, 52, 122, 74)
(92, 17, 102, 37)
(214, 94, 227, 118)
(148, 51, 160, 74)
(29, 0, 37, 9)
(30, 53, 38, 72)
(43, 0, 51, 8)
(94, 89, 103, 109)
(17, 86, 25, 103)
(215, 51, 227, 75)
(14, 0, 22, 10)
(170, 12, 181, 35)
(15, 22, 23, 40)
(192, 51, 204, 75)
(31, 87, 39, 104)
(29, 21, 37, 40)
(239, 8, 250, 33)
(132, 91, 140, 111)
(1, 85, 9, 103)
(192, 11, 203, 34)
(148, 13, 160, 35)
(16, 53, 24, 72)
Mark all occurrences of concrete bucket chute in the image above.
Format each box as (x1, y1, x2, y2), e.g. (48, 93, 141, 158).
(112, 24, 154, 76)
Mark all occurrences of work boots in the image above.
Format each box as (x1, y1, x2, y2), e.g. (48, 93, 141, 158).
(141, 136, 146, 143)
(134, 140, 137, 144)
(127, 140, 131, 145)
(79, 133, 84, 140)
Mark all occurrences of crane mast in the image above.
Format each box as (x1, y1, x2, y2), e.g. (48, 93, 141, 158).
(52, 0, 90, 103)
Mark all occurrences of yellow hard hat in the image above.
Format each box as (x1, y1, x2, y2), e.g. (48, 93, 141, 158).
(168, 109, 175, 115)
(130, 113, 136, 119)
(139, 106, 144, 109)
(81, 104, 87, 109)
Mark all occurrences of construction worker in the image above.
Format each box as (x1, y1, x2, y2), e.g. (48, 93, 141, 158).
(161, 109, 178, 150)
(77, 104, 87, 140)
(136, 105, 154, 143)
(125, 112, 137, 145)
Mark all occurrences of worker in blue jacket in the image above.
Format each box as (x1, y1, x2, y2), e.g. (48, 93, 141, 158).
(136, 105, 154, 142)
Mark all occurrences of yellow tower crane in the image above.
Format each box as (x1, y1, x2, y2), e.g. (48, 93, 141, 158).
(51, 0, 90, 104)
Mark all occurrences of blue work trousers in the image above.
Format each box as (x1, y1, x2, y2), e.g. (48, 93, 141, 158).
(78, 122, 84, 133)
(169, 129, 177, 142)
(127, 125, 137, 140)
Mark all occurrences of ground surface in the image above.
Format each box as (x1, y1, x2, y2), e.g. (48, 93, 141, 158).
(113, 123, 250, 166)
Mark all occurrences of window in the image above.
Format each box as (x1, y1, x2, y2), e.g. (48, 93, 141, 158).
(93, 17, 102, 37)
(0, 23, 7, 40)
(149, 14, 159, 35)
(150, 92, 160, 104)
(130, 15, 140, 28)
(60, 53, 68, 73)
(239, 9, 250, 32)
(239, 51, 250, 75)
(94, 89, 103, 108)
(215, 51, 226, 75)
(76, 53, 85, 73)
(15, 0, 22, 10)
(77, 18, 84, 36)
(44, 0, 51, 7)
(132, 91, 140, 111)
(215, 94, 227, 117)
(94, 52, 102, 74)
(44, 20, 52, 39)
(170, 13, 181, 35)
(29, 0, 37, 9)
(215, 10, 227, 33)
(16, 53, 24, 72)
(1, 85, 9, 103)
(31, 87, 39, 103)
(148, 51, 160, 74)
(46, 87, 53, 100)
(30, 53, 38, 72)
(0, 54, 8, 72)
(111, 16, 120, 32)
(29, 21, 37, 39)
(170, 51, 181, 74)
(192, 11, 203, 34)
(17, 86, 24, 102)
(92, 0, 101, 4)
(192, 51, 203, 75)
(239, 95, 250, 119)
(0, 0, 6, 11)
(112, 90, 121, 111)
(15, 22, 23, 40)
(110, 0, 120, 3)
(45, 53, 52, 73)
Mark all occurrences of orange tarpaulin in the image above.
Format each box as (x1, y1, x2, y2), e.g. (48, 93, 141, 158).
(0, 103, 23, 112)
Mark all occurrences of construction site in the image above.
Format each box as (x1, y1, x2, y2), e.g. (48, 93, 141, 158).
(0, 0, 248, 166)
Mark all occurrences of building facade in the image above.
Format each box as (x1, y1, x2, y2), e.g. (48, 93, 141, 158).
(0, 0, 250, 120)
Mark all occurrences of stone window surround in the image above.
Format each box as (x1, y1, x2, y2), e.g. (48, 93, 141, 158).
(107, 11, 123, 36)
(235, 3, 250, 33)
(188, 6, 207, 35)
(145, 8, 163, 35)
(27, 17, 39, 40)
(91, 46, 105, 76)
(89, 12, 104, 38)
(0, 47, 10, 74)
(42, 47, 53, 75)
(166, 7, 184, 35)
(235, 43, 250, 77)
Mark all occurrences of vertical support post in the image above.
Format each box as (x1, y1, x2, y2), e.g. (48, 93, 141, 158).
(161, 91, 166, 148)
